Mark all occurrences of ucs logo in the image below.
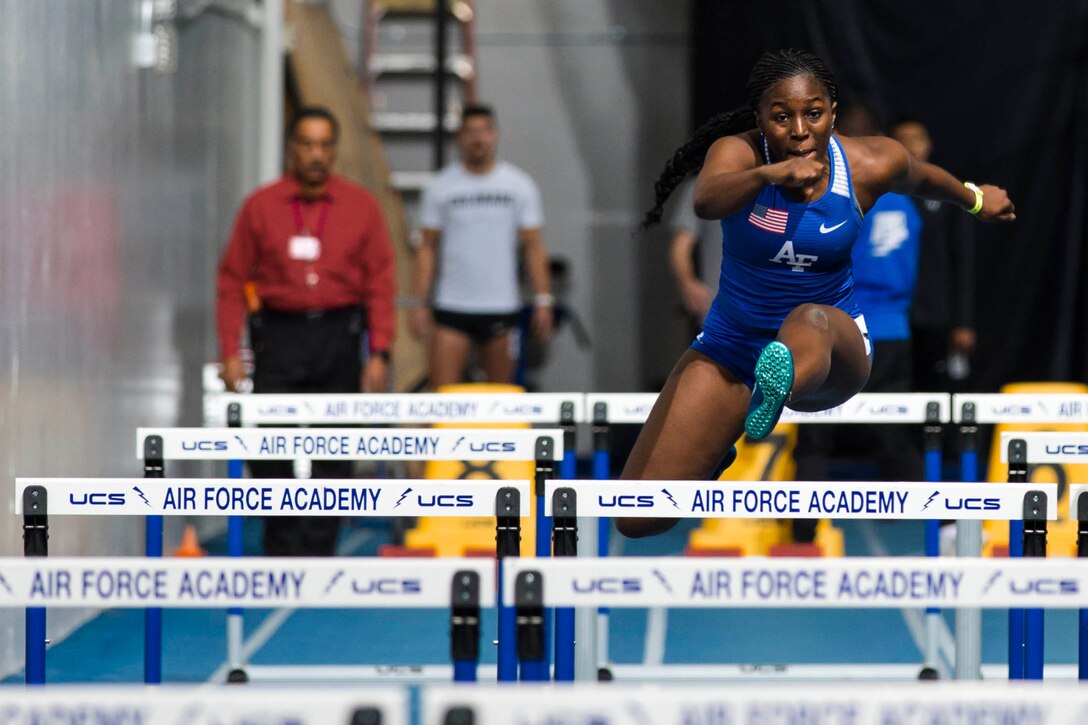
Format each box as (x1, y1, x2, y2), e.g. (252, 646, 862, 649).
(597, 494, 654, 508)
(257, 406, 298, 416)
(353, 578, 422, 595)
(181, 440, 229, 452)
(944, 497, 1001, 511)
(69, 492, 125, 506)
(419, 494, 474, 508)
(993, 405, 1032, 416)
(469, 441, 516, 453)
(1045, 444, 1088, 455)
(1009, 578, 1079, 595)
(572, 577, 642, 594)
(867, 405, 908, 415)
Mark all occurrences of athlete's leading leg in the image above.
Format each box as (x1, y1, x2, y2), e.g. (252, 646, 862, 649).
(745, 304, 870, 438)
(618, 349, 750, 538)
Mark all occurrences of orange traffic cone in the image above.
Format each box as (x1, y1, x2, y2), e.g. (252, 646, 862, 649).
(173, 524, 207, 557)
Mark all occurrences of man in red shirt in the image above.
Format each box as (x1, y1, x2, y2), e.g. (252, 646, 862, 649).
(216, 106, 396, 556)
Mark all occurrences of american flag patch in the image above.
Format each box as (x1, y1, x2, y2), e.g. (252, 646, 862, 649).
(748, 203, 789, 234)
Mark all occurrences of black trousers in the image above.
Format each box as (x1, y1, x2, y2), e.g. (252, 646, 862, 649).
(792, 339, 923, 542)
(250, 306, 363, 556)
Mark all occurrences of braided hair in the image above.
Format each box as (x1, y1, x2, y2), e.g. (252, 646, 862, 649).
(641, 49, 839, 229)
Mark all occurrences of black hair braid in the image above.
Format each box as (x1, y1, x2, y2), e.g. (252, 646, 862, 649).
(641, 48, 838, 230)
(639, 108, 755, 230)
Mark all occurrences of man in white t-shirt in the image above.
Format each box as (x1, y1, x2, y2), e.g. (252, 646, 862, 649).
(409, 104, 553, 387)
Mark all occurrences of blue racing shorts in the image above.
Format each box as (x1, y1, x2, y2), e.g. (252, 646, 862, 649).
(691, 312, 871, 389)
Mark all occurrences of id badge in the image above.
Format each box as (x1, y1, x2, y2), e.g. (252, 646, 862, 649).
(289, 235, 321, 261)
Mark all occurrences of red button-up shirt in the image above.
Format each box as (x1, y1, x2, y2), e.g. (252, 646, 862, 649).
(216, 174, 396, 358)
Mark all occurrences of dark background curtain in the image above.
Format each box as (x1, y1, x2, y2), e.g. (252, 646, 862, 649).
(692, 0, 1088, 390)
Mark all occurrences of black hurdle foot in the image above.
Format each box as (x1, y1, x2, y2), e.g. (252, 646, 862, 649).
(597, 666, 614, 681)
(917, 666, 939, 680)
(226, 668, 249, 684)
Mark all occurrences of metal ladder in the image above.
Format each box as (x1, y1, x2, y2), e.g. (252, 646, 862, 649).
(362, 0, 477, 220)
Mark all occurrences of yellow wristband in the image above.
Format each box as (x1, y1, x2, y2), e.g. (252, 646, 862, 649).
(964, 182, 984, 215)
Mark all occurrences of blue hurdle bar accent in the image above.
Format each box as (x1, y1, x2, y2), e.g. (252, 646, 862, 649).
(225, 403, 246, 684)
(142, 435, 164, 685)
(516, 570, 547, 682)
(22, 486, 48, 685)
(923, 403, 942, 628)
(1007, 437, 1028, 680)
(552, 488, 578, 682)
(592, 401, 611, 561)
(1078, 492, 1088, 680)
(496, 487, 522, 682)
(534, 436, 558, 677)
(1021, 485, 1048, 680)
(591, 403, 611, 673)
(143, 515, 163, 684)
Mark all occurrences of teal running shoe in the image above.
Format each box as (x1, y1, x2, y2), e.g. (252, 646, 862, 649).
(745, 341, 794, 440)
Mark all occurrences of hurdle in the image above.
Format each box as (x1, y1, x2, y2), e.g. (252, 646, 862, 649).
(135, 424, 560, 684)
(584, 392, 950, 675)
(999, 430, 1088, 681)
(0, 685, 406, 725)
(209, 391, 583, 677)
(540, 478, 1057, 681)
(955, 393, 1088, 680)
(505, 552, 1086, 685)
(15, 475, 526, 685)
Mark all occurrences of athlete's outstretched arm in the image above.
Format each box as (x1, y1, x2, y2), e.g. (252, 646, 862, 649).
(847, 136, 1016, 222)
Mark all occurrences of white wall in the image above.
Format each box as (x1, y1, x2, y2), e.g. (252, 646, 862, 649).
(472, 0, 691, 391)
(0, 0, 260, 676)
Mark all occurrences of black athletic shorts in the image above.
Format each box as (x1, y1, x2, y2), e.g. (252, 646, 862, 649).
(433, 308, 520, 344)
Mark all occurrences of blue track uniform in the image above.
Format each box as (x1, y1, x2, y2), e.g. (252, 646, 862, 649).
(850, 193, 922, 342)
(692, 135, 866, 388)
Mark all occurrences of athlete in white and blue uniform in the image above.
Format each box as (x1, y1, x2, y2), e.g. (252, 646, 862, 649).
(618, 49, 1015, 539)
(693, 133, 870, 390)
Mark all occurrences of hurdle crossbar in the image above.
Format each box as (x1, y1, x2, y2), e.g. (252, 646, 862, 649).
(137, 427, 565, 461)
(204, 392, 585, 426)
(954, 393, 1088, 424)
(542, 480, 1058, 520)
(16, 478, 532, 517)
(424, 682, 1088, 725)
(0, 686, 406, 725)
(503, 557, 1088, 609)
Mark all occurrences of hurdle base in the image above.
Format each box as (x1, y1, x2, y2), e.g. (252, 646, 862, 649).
(226, 668, 249, 684)
(242, 664, 476, 683)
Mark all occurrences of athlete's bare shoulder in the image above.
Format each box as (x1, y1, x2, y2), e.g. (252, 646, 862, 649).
(837, 134, 911, 203)
(703, 130, 763, 173)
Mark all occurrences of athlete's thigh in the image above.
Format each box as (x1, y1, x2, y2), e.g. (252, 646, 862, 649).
(792, 306, 870, 412)
(479, 331, 515, 383)
(622, 349, 750, 481)
(429, 325, 473, 388)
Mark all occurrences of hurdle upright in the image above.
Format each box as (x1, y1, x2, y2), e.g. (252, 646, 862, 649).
(1000, 430, 1088, 681)
(134, 423, 560, 683)
(219, 391, 581, 680)
(956, 393, 1088, 680)
(585, 392, 950, 676)
(540, 477, 1056, 681)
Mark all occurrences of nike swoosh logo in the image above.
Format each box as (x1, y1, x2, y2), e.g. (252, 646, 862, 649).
(819, 221, 847, 234)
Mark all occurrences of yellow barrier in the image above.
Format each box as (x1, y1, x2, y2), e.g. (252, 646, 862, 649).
(401, 383, 538, 557)
(983, 382, 1087, 558)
